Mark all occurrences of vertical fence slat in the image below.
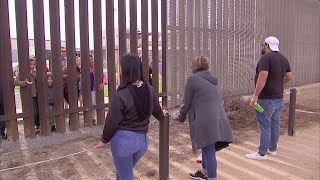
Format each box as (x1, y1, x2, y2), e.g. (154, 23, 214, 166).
(93, 0, 105, 125)
(195, 1, 201, 54)
(64, 0, 80, 131)
(33, 0, 50, 135)
(235, 0, 241, 92)
(187, 1, 194, 73)
(216, 0, 223, 84)
(230, 0, 236, 93)
(222, 0, 228, 91)
(210, 0, 217, 75)
(151, 0, 159, 93)
(178, 0, 186, 101)
(106, 0, 116, 101)
(15, 0, 35, 138)
(141, 0, 149, 82)
(130, 0, 138, 54)
(0, 0, 19, 141)
(49, 0, 65, 133)
(159, 114, 170, 180)
(161, 0, 168, 107)
(169, 0, 177, 107)
(79, 0, 92, 127)
(203, 0, 209, 58)
(118, 0, 127, 58)
(159, 3, 169, 178)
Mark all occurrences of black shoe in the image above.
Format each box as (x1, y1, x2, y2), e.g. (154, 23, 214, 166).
(35, 126, 40, 134)
(189, 170, 207, 180)
(1, 133, 7, 140)
(51, 125, 56, 132)
(92, 119, 96, 125)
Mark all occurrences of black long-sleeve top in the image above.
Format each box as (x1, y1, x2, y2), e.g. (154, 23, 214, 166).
(101, 84, 164, 143)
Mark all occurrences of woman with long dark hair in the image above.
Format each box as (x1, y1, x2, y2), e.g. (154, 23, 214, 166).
(96, 53, 167, 180)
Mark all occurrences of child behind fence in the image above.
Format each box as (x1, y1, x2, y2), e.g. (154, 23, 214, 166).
(14, 57, 39, 133)
(47, 74, 56, 132)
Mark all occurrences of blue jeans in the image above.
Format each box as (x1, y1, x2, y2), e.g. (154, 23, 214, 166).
(201, 144, 217, 178)
(111, 130, 148, 180)
(256, 99, 284, 155)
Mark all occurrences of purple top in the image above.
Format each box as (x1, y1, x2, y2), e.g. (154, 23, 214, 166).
(90, 72, 95, 91)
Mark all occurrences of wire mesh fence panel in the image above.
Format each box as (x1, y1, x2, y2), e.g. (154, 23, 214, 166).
(167, 0, 320, 108)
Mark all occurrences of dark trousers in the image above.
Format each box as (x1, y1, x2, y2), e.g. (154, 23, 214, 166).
(0, 103, 6, 136)
(32, 97, 40, 127)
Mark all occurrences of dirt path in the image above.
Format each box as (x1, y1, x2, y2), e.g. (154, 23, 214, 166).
(0, 83, 319, 180)
(177, 124, 320, 180)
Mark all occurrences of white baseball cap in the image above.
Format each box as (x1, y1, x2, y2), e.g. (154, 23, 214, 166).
(265, 36, 279, 52)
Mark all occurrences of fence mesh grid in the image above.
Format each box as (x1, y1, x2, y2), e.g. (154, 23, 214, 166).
(167, 0, 320, 108)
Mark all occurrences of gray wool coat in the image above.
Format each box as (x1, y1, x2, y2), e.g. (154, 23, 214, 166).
(177, 70, 233, 153)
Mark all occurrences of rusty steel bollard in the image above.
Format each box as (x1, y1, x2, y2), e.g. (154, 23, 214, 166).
(159, 113, 169, 180)
(288, 88, 297, 136)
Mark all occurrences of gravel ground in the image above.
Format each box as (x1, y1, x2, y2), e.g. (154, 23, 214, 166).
(0, 125, 103, 153)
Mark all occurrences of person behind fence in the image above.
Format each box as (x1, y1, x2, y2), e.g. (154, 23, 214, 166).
(47, 73, 56, 132)
(14, 57, 39, 133)
(89, 54, 107, 125)
(76, 56, 83, 106)
(62, 63, 81, 105)
(245, 36, 293, 160)
(0, 79, 7, 139)
(173, 56, 233, 180)
(96, 53, 168, 180)
(61, 46, 67, 67)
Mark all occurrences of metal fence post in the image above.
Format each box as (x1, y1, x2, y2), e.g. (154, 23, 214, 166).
(159, 113, 169, 180)
(288, 88, 297, 136)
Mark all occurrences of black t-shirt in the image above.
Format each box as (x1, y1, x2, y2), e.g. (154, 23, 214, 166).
(254, 51, 291, 99)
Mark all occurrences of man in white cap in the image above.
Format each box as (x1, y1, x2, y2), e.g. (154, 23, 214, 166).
(245, 36, 293, 160)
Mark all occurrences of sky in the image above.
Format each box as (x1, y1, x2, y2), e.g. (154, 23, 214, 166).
(8, 0, 162, 49)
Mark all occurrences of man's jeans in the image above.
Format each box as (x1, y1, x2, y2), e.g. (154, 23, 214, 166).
(111, 130, 148, 180)
(256, 99, 284, 155)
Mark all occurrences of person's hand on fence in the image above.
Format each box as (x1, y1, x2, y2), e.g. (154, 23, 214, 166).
(95, 141, 107, 149)
(162, 109, 168, 116)
(25, 79, 33, 85)
(172, 113, 186, 122)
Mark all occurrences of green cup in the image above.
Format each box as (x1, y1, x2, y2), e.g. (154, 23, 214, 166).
(254, 102, 264, 113)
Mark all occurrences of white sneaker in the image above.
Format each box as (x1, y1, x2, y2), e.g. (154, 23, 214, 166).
(245, 152, 268, 160)
(268, 150, 278, 156)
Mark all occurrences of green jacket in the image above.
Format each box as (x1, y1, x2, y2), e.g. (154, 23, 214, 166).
(14, 71, 37, 98)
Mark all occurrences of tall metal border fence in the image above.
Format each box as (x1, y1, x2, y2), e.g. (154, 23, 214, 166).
(166, 0, 320, 108)
(0, 0, 167, 140)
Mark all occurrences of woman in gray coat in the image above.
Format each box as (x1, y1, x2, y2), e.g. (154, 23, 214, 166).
(175, 56, 233, 180)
